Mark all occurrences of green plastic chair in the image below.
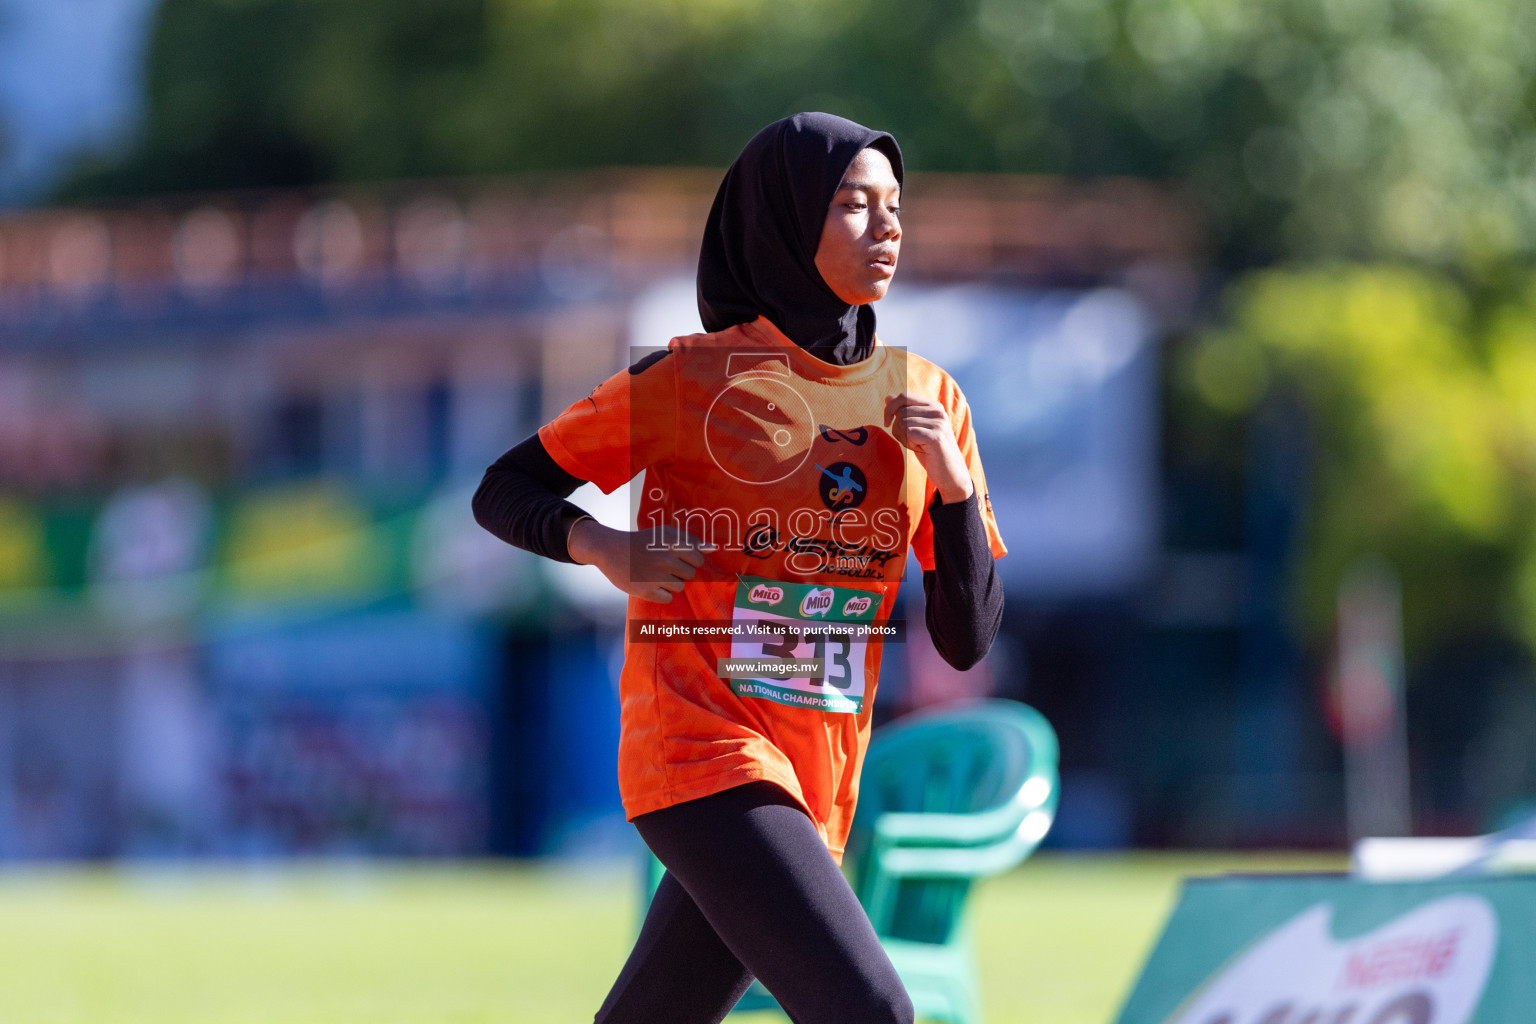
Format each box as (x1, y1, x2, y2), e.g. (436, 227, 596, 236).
(642, 699, 1059, 1023)
(842, 698, 1059, 1024)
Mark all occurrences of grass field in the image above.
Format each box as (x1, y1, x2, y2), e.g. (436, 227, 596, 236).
(0, 853, 1343, 1024)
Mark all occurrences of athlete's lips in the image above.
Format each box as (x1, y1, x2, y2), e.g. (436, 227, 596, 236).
(867, 249, 898, 276)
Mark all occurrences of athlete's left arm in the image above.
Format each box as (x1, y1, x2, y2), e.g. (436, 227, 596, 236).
(921, 492, 1004, 671)
(888, 384, 1006, 671)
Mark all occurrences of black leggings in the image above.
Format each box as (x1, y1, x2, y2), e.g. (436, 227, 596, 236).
(593, 781, 914, 1024)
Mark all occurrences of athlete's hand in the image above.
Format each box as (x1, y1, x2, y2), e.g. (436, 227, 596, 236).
(884, 393, 975, 504)
(567, 520, 707, 604)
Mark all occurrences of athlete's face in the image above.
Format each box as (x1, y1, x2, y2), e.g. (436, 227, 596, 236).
(813, 147, 901, 306)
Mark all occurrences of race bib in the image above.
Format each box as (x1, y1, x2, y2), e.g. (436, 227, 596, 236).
(723, 575, 884, 713)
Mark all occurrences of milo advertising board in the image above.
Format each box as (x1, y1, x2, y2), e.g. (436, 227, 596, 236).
(1115, 876, 1536, 1024)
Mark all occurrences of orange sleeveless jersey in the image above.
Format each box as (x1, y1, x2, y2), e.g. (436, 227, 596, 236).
(539, 316, 1006, 858)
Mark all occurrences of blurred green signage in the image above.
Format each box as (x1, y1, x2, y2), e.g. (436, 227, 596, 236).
(1116, 875, 1536, 1024)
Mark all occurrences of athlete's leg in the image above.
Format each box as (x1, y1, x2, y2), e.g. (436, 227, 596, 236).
(632, 781, 913, 1024)
(593, 868, 754, 1024)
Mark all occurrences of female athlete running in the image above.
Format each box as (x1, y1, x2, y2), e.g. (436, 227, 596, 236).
(474, 112, 1006, 1024)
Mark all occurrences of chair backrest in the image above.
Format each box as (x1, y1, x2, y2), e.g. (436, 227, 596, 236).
(848, 699, 1059, 945)
(854, 700, 1055, 823)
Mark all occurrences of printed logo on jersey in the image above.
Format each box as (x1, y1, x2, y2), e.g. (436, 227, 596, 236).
(842, 595, 873, 616)
(741, 520, 903, 579)
(800, 587, 835, 617)
(748, 583, 784, 606)
(818, 425, 869, 446)
(817, 462, 867, 510)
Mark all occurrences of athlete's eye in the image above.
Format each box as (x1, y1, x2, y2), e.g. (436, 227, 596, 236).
(845, 202, 867, 212)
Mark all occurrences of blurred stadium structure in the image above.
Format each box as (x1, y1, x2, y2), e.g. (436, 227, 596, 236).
(0, 173, 1211, 860)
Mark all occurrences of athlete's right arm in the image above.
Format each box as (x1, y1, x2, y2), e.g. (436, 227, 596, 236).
(472, 432, 705, 603)
(472, 434, 593, 563)
(474, 349, 701, 602)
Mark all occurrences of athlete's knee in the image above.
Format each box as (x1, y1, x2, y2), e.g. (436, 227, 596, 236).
(846, 980, 913, 1024)
(877, 988, 916, 1024)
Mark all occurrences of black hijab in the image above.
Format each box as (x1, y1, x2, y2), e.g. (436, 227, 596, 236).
(697, 112, 904, 366)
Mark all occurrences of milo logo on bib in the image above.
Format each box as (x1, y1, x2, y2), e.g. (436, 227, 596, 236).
(800, 588, 835, 617)
(748, 583, 784, 605)
(725, 575, 883, 714)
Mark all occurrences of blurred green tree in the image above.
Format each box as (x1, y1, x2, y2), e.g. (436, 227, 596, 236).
(1184, 266, 1536, 652)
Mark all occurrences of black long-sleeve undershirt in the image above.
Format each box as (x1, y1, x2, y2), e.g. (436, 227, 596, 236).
(471, 435, 1003, 670)
(471, 434, 592, 564)
(920, 489, 1005, 671)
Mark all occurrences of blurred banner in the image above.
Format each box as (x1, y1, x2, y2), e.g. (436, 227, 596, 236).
(208, 610, 492, 857)
(1117, 876, 1536, 1024)
(882, 285, 1159, 596)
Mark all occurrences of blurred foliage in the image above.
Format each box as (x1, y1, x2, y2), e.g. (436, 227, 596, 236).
(1183, 266, 1536, 651)
(57, 0, 1536, 269)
